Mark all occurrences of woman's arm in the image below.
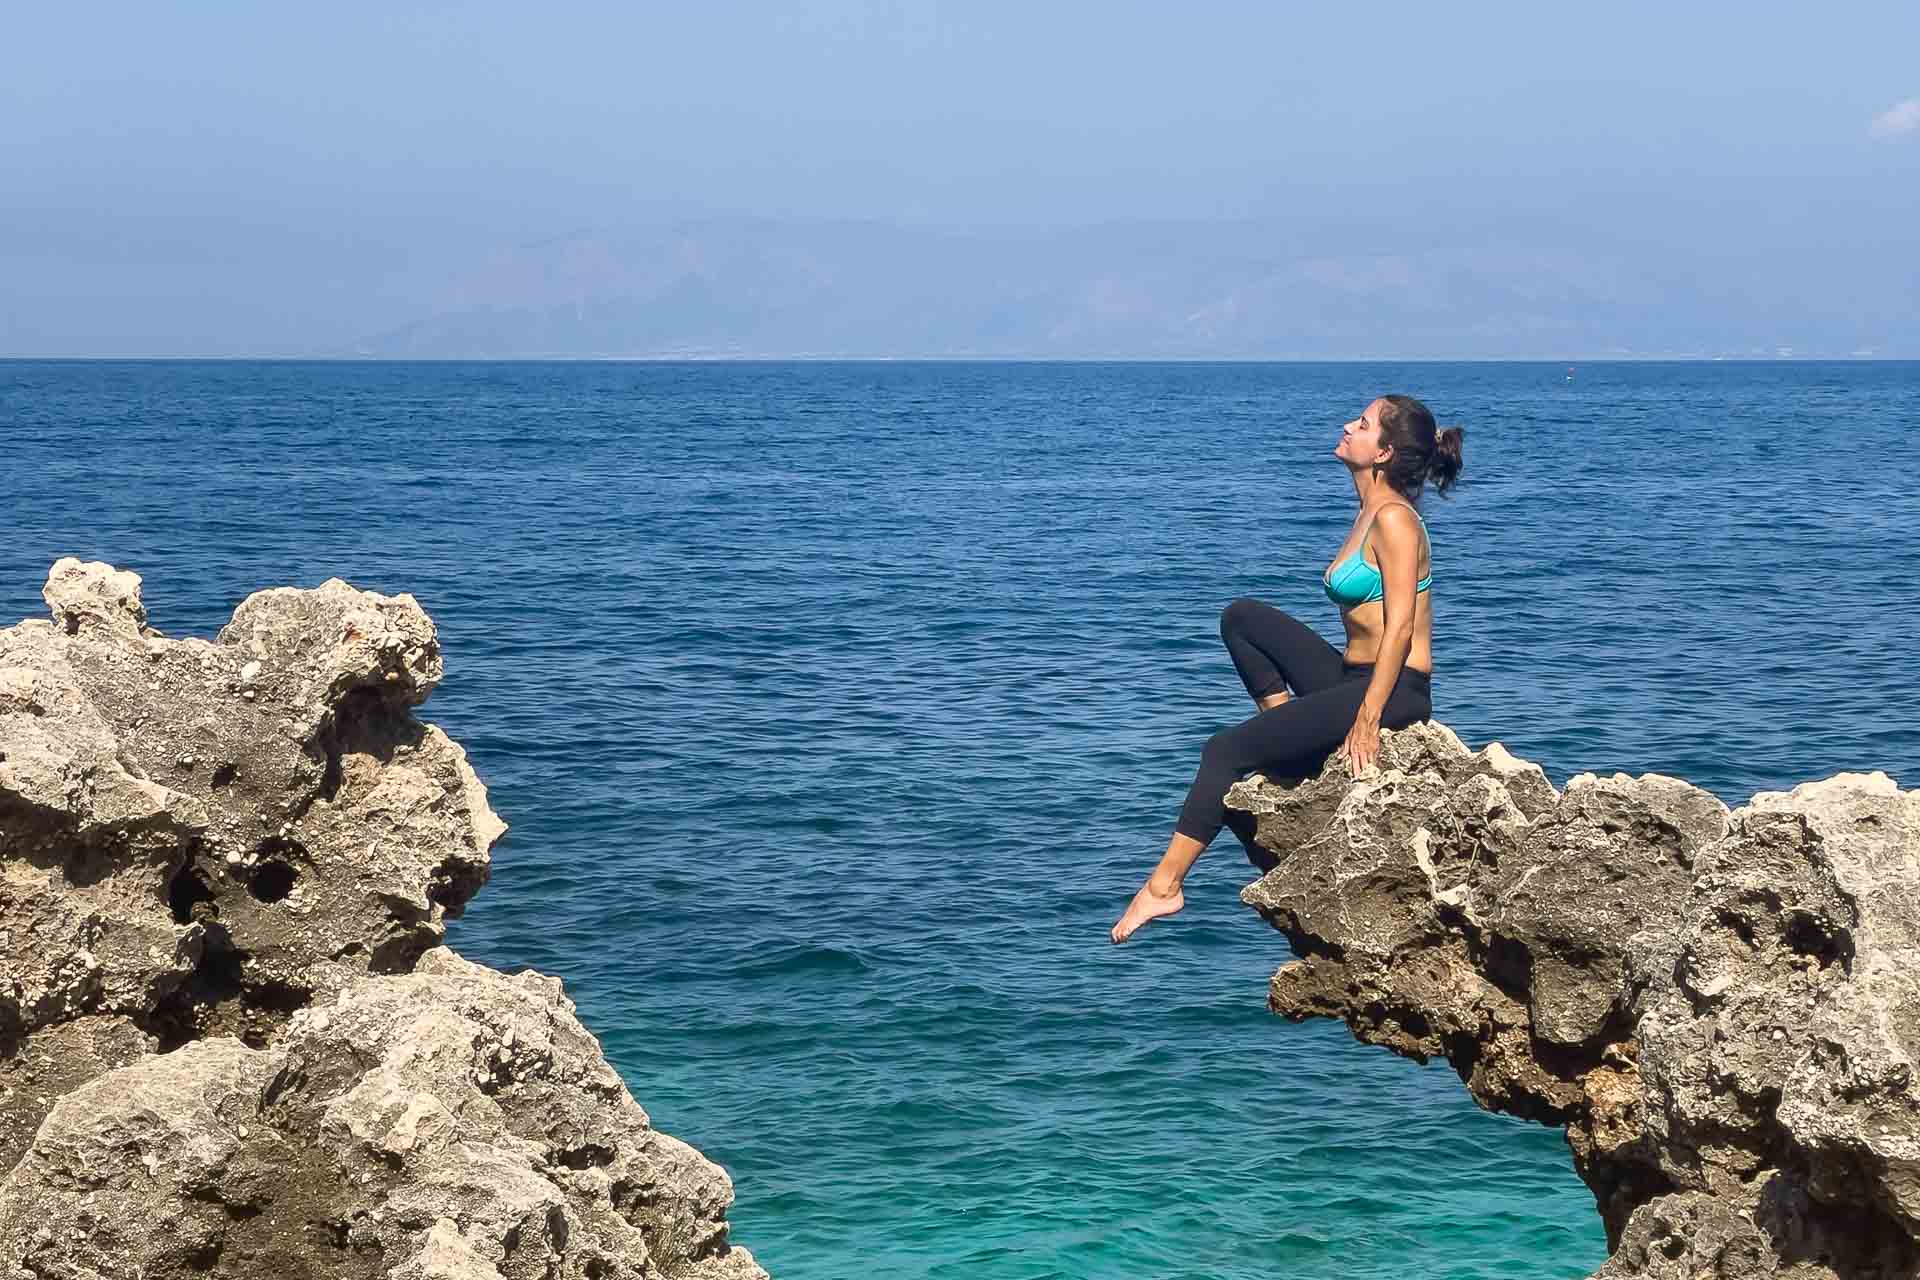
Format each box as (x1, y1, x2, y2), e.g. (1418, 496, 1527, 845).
(1343, 505, 1421, 772)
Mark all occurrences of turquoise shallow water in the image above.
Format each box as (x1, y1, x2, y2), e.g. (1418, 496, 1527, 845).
(6, 360, 1917, 1278)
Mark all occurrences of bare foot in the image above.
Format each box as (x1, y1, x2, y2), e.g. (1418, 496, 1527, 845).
(1110, 880, 1185, 943)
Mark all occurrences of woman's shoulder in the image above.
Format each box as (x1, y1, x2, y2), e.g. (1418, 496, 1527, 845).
(1369, 501, 1425, 535)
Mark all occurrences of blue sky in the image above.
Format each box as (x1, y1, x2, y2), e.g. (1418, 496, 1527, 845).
(3, 2, 1916, 354)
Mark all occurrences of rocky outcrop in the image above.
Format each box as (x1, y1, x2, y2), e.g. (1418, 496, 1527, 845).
(0, 561, 761, 1278)
(1232, 721, 1919, 1279)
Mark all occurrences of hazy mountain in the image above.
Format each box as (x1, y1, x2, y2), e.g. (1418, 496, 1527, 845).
(348, 214, 1916, 360)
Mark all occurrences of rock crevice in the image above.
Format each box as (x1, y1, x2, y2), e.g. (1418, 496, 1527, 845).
(1233, 720, 1918, 1279)
(0, 561, 762, 1279)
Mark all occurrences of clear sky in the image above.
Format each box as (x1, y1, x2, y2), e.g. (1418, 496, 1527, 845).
(4, 2, 1916, 354)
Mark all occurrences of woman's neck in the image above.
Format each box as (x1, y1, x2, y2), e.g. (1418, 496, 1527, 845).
(1349, 470, 1403, 509)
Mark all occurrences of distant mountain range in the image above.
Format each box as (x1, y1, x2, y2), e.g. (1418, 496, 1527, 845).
(348, 216, 1910, 360)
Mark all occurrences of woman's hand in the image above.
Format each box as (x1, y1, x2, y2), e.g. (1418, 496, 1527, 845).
(1341, 707, 1383, 776)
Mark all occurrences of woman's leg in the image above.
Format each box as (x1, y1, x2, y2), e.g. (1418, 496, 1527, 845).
(1173, 681, 1374, 848)
(1219, 599, 1347, 709)
(1112, 684, 1365, 942)
(1215, 599, 1343, 859)
(1112, 669, 1432, 943)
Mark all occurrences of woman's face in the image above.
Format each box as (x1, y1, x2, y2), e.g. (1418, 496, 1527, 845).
(1334, 399, 1391, 470)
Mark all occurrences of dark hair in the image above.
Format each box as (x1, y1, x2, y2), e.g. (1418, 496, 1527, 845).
(1376, 394, 1465, 500)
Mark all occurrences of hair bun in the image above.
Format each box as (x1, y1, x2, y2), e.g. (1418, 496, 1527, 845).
(1428, 425, 1465, 496)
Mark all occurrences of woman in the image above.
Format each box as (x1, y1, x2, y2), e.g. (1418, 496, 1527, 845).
(1110, 395, 1465, 944)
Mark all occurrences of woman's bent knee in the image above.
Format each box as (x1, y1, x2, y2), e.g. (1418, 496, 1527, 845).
(1220, 596, 1274, 640)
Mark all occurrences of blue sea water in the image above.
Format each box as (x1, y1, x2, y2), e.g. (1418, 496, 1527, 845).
(5, 360, 1917, 1279)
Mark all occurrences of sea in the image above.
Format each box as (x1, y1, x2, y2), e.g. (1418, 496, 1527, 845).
(5, 360, 1916, 1279)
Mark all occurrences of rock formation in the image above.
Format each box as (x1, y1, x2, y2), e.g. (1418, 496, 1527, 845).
(1231, 720, 1918, 1279)
(0, 560, 762, 1278)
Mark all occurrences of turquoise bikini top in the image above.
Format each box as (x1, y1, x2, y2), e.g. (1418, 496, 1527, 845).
(1323, 503, 1433, 608)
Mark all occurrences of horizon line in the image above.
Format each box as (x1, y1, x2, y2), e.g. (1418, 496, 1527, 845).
(4, 354, 1914, 365)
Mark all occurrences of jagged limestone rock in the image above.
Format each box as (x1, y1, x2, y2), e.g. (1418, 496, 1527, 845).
(41, 558, 149, 639)
(0, 948, 763, 1280)
(1235, 721, 1919, 1278)
(0, 560, 502, 1169)
(0, 562, 761, 1278)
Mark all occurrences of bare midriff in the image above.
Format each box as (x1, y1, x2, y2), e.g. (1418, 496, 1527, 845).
(1339, 589, 1433, 675)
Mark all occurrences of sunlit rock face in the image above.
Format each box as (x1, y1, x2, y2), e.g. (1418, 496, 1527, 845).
(1234, 720, 1920, 1279)
(0, 561, 763, 1279)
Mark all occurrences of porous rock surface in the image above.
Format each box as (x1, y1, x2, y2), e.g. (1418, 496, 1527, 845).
(1231, 720, 1919, 1279)
(0, 561, 761, 1279)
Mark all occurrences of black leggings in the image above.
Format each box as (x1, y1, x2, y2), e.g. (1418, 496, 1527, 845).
(1176, 598, 1433, 850)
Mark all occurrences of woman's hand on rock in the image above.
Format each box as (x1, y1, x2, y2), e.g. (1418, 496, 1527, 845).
(1341, 710, 1382, 776)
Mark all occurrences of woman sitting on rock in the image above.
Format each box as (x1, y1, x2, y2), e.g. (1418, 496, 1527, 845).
(1111, 396, 1465, 943)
